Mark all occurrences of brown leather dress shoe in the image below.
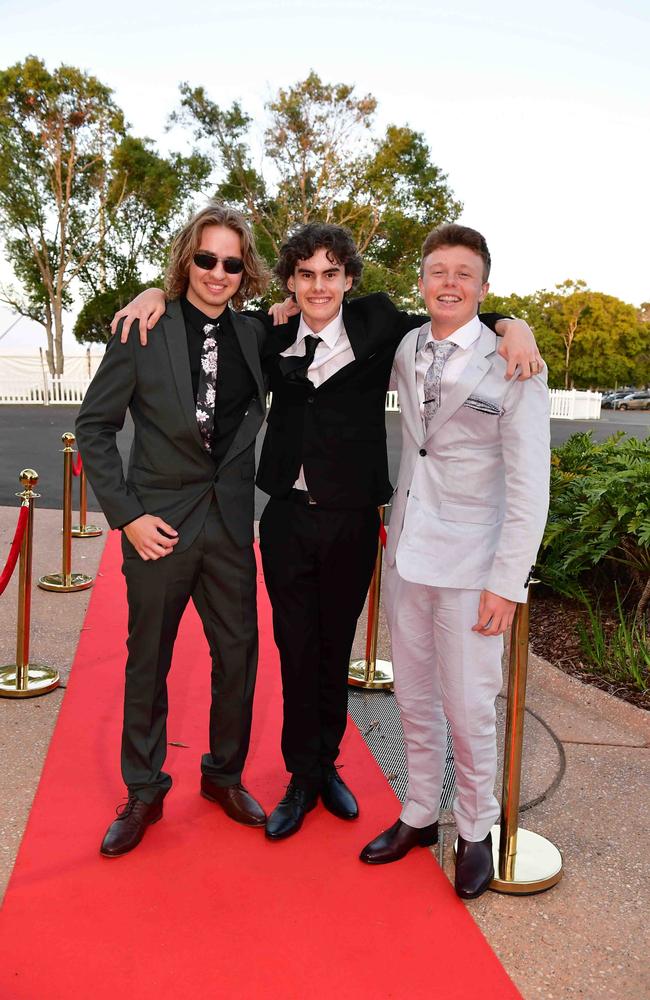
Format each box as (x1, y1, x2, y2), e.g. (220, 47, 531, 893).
(200, 776, 266, 826)
(454, 832, 494, 899)
(359, 818, 438, 864)
(100, 795, 163, 857)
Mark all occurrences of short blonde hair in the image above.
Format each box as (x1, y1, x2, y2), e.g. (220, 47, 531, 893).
(165, 203, 270, 309)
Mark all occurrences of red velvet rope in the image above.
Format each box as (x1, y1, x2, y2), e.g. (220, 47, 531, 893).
(379, 522, 387, 548)
(0, 506, 28, 596)
(72, 453, 83, 477)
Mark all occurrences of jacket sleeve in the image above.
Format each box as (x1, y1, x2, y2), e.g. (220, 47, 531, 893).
(75, 326, 146, 529)
(485, 368, 551, 602)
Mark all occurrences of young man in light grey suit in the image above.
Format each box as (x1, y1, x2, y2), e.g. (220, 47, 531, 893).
(360, 224, 550, 899)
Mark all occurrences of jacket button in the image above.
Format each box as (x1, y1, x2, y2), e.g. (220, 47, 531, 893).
(419, 448, 426, 456)
(307, 396, 315, 403)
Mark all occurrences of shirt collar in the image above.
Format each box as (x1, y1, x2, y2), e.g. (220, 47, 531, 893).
(424, 314, 481, 352)
(296, 307, 344, 350)
(181, 296, 230, 334)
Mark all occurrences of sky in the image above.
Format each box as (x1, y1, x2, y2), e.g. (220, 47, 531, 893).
(1, 0, 649, 354)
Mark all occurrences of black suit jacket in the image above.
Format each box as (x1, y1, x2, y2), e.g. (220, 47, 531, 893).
(257, 293, 477, 507)
(76, 299, 268, 550)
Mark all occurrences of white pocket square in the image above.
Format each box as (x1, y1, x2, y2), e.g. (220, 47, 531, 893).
(463, 395, 502, 415)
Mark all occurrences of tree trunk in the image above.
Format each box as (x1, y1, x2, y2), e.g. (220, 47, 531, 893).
(53, 301, 65, 375)
(43, 302, 55, 377)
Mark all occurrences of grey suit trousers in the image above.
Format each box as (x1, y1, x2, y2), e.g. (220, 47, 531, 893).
(120, 500, 258, 802)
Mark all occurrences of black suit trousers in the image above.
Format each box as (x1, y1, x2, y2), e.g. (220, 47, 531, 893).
(120, 500, 258, 802)
(259, 497, 379, 788)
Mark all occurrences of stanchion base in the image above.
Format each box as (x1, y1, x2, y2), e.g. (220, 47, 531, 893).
(348, 658, 394, 689)
(454, 826, 563, 895)
(71, 525, 103, 538)
(37, 572, 94, 592)
(0, 663, 60, 698)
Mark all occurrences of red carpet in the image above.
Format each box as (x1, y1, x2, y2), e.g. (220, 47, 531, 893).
(0, 531, 520, 1000)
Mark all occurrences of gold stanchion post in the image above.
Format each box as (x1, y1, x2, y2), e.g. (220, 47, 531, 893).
(71, 465, 102, 538)
(38, 433, 94, 593)
(488, 587, 563, 894)
(0, 470, 60, 697)
(348, 506, 393, 689)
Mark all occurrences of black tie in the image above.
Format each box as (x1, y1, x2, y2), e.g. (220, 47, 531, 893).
(279, 335, 322, 382)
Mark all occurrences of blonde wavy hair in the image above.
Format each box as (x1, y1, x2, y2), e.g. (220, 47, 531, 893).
(165, 203, 270, 309)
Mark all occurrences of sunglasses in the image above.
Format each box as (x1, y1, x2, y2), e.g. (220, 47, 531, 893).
(193, 252, 245, 274)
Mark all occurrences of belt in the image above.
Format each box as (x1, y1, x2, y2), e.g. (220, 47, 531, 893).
(289, 488, 318, 506)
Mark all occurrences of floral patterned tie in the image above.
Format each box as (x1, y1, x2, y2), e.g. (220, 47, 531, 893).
(423, 339, 457, 427)
(196, 322, 218, 453)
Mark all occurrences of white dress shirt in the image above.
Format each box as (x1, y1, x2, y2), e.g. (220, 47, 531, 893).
(279, 307, 355, 490)
(415, 315, 482, 427)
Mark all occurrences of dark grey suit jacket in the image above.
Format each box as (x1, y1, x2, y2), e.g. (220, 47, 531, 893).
(76, 299, 268, 551)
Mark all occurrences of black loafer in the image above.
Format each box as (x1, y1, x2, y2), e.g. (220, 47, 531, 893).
(455, 832, 494, 899)
(265, 782, 318, 840)
(100, 795, 163, 857)
(320, 766, 358, 820)
(359, 818, 438, 864)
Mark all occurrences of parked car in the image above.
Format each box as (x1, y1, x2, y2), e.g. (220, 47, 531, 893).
(613, 391, 650, 411)
(601, 390, 633, 409)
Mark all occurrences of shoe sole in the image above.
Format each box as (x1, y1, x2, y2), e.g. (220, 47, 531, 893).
(200, 789, 266, 827)
(265, 799, 317, 840)
(99, 809, 163, 858)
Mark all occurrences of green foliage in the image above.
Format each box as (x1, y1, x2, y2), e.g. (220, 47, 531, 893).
(0, 56, 210, 367)
(73, 279, 154, 344)
(538, 433, 650, 616)
(169, 71, 461, 304)
(576, 587, 649, 693)
(483, 285, 649, 389)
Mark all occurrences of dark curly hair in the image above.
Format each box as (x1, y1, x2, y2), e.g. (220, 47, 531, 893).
(274, 223, 363, 292)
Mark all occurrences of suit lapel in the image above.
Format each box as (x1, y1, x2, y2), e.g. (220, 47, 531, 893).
(423, 325, 496, 442)
(161, 299, 206, 451)
(230, 309, 265, 407)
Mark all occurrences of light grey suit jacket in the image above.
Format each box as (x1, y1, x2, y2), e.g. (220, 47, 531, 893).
(385, 322, 550, 603)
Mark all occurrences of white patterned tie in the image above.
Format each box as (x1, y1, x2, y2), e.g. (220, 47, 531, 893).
(196, 322, 218, 452)
(423, 339, 457, 427)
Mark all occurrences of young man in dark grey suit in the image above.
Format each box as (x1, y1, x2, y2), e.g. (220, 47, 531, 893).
(76, 204, 274, 856)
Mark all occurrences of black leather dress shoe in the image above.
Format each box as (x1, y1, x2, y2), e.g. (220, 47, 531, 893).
(455, 832, 494, 899)
(359, 818, 439, 864)
(100, 795, 163, 857)
(265, 783, 318, 840)
(200, 776, 266, 827)
(320, 767, 358, 820)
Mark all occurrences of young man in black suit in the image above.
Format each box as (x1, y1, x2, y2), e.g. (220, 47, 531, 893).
(112, 223, 541, 841)
(77, 204, 275, 857)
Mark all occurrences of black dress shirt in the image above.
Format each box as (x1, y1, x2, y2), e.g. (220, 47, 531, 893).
(181, 297, 257, 467)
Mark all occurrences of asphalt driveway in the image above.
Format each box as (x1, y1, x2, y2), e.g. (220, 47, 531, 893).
(1, 405, 648, 514)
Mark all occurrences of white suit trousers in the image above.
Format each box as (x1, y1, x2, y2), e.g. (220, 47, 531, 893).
(384, 564, 503, 842)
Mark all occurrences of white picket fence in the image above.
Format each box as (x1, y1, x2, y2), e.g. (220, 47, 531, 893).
(0, 379, 602, 419)
(0, 375, 91, 405)
(386, 388, 602, 419)
(548, 389, 602, 419)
